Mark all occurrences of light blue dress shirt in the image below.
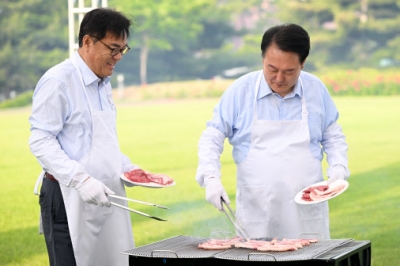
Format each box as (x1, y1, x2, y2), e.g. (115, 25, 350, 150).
(29, 52, 133, 186)
(206, 70, 345, 165)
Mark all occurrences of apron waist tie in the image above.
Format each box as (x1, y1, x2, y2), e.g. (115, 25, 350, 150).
(44, 172, 58, 182)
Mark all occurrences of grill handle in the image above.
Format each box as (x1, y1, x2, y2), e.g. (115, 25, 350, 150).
(151, 250, 178, 258)
(248, 252, 277, 261)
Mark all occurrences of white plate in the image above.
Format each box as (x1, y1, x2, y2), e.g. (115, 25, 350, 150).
(294, 180, 349, 205)
(120, 174, 176, 188)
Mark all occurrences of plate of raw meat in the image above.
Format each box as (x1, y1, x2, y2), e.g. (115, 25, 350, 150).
(121, 168, 176, 188)
(295, 179, 349, 204)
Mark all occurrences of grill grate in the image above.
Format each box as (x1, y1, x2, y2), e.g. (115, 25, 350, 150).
(122, 235, 353, 261)
(123, 235, 220, 258)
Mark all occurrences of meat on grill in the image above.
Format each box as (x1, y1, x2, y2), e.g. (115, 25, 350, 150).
(198, 236, 242, 250)
(198, 237, 318, 252)
(124, 169, 174, 185)
(257, 244, 298, 252)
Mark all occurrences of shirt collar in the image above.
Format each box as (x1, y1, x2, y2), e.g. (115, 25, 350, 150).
(72, 51, 111, 86)
(258, 73, 303, 100)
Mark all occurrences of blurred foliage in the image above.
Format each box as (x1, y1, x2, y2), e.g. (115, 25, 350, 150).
(111, 0, 261, 85)
(0, 0, 68, 99)
(0, 90, 33, 109)
(318, 68, 400, 96)
(273, 0, 400, 70)
(113, 68, 400, 104)
(2, 67, 400, 109)
(1, 0, 400, 102)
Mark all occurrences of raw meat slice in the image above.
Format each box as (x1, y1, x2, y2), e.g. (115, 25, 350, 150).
(124, 169, 175, 186)
(145, 172, 174, 185)
(125, 169, 150, 183)
(198, 236, 243, 250)
(282, 238, 314, 246)
(310, 182, 346, 201)
(257, 244, 298, 252)
(198, 243, 232, 250)
(301, 182, 345, 202)
(235, 240, 273, 249)
(198, 236, 318, 252)
(303, 185, 329, 193)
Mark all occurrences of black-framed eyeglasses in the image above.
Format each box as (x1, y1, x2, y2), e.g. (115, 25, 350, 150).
(92, 36, 130, 56)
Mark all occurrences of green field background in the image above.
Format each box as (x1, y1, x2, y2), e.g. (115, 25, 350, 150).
(0, 96, 399, 265)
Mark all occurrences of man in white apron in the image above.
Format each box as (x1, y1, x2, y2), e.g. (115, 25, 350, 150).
(196, 24, 349, 240)
(29, 8, 135, 266)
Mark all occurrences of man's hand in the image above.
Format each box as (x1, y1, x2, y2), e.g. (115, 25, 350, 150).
(205, 177, 230, 211)
(75, 177, 114, 207)
(327, 165, 347, 185)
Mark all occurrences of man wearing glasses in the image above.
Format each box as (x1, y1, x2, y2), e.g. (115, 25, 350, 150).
(29, 8, 136, 266)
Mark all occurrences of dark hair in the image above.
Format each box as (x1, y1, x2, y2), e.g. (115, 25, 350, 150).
(260, 24, 310, 63)
(78, 8, 132, 47)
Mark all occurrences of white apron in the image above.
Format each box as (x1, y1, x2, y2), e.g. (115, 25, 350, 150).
(59, 59, 134, 265)
(236, 71, 330, 240)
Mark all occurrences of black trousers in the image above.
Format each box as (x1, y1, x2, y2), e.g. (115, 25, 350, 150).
(39, 178, 76, 266)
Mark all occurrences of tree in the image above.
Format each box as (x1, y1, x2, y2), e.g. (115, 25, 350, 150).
(272, 0, 400, 69)
(0, 0, 68, 99)
(111, 0, 263, 84)
(1, 0, 398, 99)
(110, 0, 211, 85)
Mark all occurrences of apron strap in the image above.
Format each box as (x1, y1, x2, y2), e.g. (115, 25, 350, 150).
(299, 78, 308, 122)
(253, 71, 308, 122)
(252, 71, 263, 121)
(70, 57, 95, 114)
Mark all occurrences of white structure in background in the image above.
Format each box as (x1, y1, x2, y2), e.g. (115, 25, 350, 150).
(117, 74, 125, 99)
(68, 0, 108, 58)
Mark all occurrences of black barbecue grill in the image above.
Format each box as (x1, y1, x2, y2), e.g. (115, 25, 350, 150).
(123, 235, 371, 266)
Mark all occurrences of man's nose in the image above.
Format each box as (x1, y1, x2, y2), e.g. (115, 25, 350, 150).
(275, 71, 285, 83)
(113, 52, 123, 61)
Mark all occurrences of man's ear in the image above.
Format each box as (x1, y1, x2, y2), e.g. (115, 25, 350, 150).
(300, 59, 306, 70)
(82, 35, 93, 47)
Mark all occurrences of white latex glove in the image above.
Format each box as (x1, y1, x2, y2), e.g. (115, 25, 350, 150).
(327, 165, 347, 185)
(205, 177, 230, 211)
(75, 177, 114, 207)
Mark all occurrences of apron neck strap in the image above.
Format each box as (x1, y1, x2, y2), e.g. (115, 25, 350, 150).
(253, 71, 308, 121)
(71, 57, 94, 114)
(299, 78, 308, 121)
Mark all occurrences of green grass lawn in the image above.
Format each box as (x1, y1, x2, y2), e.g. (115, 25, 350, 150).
(0, 96, 399, 265)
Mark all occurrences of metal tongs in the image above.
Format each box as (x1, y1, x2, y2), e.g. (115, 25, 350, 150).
(108, 194, 169, 222)
(221, 197, 250, 239)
